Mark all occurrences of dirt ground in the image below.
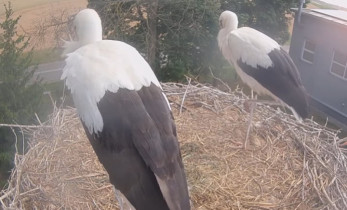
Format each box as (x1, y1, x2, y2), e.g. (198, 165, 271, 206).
(1, 0, 87, 49)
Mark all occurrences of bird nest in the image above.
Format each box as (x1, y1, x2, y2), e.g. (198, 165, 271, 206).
(1, 81, 347, 210)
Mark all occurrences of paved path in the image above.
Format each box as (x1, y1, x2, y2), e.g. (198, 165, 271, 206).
(32, 61, 65, 83)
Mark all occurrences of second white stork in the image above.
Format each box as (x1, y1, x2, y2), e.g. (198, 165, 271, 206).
(61, 9, 190, 210)
(217, 11, 309, 121)
(217, 10, 309, 148)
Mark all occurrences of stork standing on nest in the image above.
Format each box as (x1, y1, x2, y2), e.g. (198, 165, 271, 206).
(61, 9, 190, 210)
(217, 11, 309, 148)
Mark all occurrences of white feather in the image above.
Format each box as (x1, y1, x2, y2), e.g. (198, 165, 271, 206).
(227, 27, 280, 69)
(62, 40, 161, 134)
(162, 93, 171, 110)
(218, 11, 306, 122)
(62, 40, 80, 57)
(217, 11, 280, 69)
(62, 9, 102, 56)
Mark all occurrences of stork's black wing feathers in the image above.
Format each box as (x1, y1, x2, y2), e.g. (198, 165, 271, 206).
(135, 84, 190, 210)
(83, 83, 190, 210)
(237, 48, 309, 119)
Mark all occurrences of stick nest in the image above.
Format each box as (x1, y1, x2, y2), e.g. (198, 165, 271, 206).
(1, 82, 347, 210)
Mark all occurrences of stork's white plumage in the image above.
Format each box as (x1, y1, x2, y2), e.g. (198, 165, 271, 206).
(217, 11, 309, 121)
(61, 9, 190, 210)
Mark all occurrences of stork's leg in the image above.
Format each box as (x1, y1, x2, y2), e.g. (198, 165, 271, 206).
(244, 99, 256, 149)
(244, 98, 283, 149)
(113, 187, 135, 210)
(114, 187, 125, 210)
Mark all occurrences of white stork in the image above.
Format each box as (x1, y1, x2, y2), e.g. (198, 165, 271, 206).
(61, 9, 190, 210)
(217, 11, 309, 147)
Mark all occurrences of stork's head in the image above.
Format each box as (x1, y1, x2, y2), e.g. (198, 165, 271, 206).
(217, 11, 238, 58)
(74, 9, 102, 45)
(62, 9, 103, 56)
(219, 10, 238, 31)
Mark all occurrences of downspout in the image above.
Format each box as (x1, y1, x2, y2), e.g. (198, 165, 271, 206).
(297, 0, 305, 23)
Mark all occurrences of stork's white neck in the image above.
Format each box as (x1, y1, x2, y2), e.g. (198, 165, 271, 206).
(63, 9, 103, 55)
(218, 11, 239, 57)
(74, 9, 103, 45)
(225, 19, 238, 32)
(76, 23, 102, 45)
(217, 28, 228, 52)
(222, 11, 238, 32)
(217, 27, 233, 60)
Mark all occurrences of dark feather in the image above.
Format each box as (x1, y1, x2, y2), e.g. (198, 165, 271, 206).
(237, 48, 309, 119)
(82, 83, 190, 210)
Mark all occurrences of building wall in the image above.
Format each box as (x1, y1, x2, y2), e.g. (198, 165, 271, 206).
(289, 12, 347, 117)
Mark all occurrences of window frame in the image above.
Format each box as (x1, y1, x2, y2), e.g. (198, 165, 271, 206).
(330, 50, 347, 80)
(301, 39, 316, 64)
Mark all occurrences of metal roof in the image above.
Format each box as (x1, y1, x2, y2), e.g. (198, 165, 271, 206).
(293, 8, 347, 26)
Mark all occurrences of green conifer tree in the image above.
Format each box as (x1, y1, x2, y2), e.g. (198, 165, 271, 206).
(0, 3, 43, 187)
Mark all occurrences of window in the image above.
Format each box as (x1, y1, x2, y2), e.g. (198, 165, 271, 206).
(330, 50, 347, 79)
(302, 40, 316, 64)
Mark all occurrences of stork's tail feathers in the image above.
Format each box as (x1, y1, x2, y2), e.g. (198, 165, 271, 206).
(287, 86, 309, 122)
